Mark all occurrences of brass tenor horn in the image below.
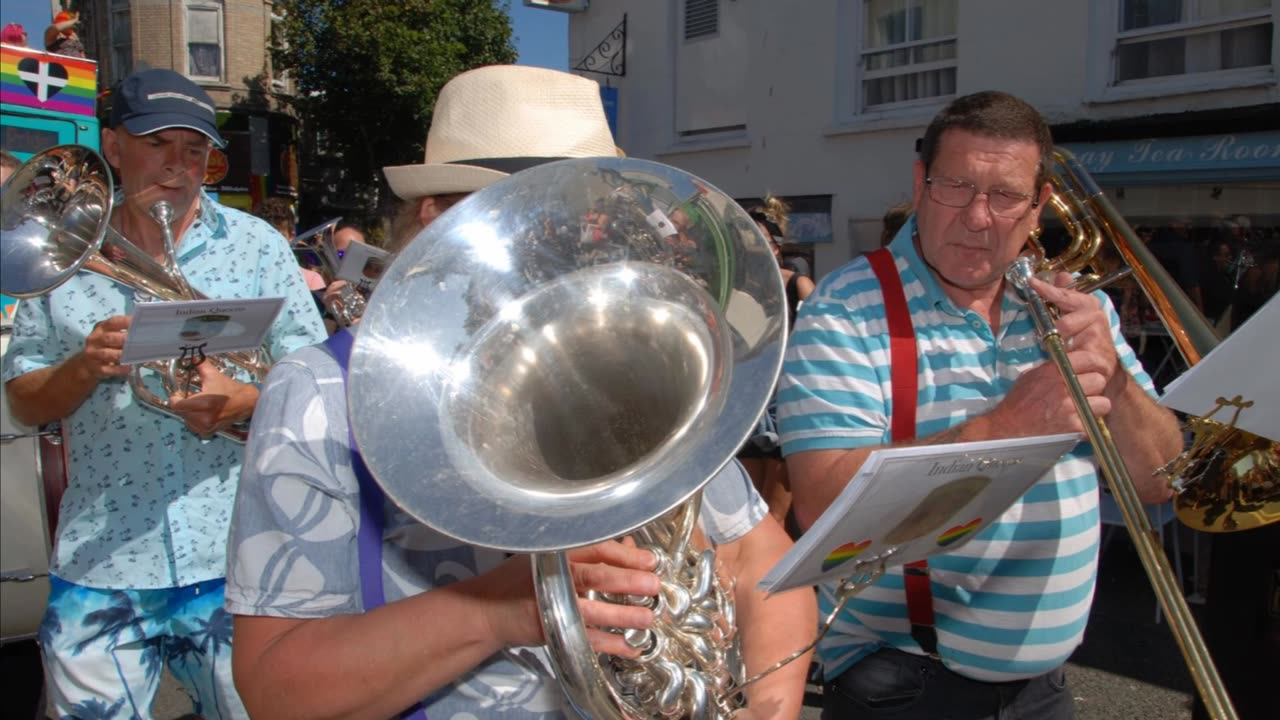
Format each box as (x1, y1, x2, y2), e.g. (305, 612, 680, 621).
(347, 157, 788, 719)
(1008, 146, 1275, 720)
(0, 145, 271, 442)
(290, 218, 367, 327)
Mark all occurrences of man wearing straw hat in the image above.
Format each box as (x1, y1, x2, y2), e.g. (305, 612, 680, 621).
(225, 65, 816, 720)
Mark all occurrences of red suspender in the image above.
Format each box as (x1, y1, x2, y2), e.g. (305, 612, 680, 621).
(865, 248, 938, 657)
(866, 249, 918, 443)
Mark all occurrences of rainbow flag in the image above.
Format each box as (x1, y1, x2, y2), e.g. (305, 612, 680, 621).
(0, 44, 97, 117)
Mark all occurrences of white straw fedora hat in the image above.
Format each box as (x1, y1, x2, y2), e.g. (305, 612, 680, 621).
(383, 65, 618, 199)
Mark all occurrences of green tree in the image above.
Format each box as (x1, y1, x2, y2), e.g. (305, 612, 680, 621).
(273, 0, 517, 226)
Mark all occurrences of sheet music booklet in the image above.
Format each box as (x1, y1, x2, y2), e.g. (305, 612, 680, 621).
(758, 433, 1082, 594)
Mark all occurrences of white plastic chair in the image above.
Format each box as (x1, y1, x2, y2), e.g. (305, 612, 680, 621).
(1098, 489, 1185, 624)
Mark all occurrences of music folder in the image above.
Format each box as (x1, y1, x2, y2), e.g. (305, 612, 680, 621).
(119, 297, 284, 366)
(1160, 293, 1279, 443)
(758, 433, 1082, 594)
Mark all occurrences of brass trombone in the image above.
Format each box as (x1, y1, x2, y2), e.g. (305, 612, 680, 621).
(1008, 147, 1279, 720)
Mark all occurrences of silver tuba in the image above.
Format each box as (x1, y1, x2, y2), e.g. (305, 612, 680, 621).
(290, 217, 367, 327)
(348, 157, 787, 719)
(0, 145, 272, 443)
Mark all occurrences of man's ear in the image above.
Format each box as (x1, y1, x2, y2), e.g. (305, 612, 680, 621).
(416, 196, 439, 228)
(100, 128, 122, 170)
(912, 159, 927, 210)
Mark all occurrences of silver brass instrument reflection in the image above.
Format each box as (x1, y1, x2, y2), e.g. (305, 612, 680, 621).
(1009, 146, 1253, 720)
(0, 145, 272, 443)
(290, 218, 366, 327)
(347, 157, 789, 719)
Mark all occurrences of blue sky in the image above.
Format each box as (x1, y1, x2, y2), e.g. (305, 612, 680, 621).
(510, 2, 570, 71)
(2, 2, 568, 69)
(4, 2, 54, 51)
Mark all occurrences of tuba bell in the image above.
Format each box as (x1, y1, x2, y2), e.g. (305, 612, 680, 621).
(347, 157, 788, 719)
(0, 145, 272, 443)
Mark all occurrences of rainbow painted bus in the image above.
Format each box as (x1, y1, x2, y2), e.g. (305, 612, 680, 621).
(1, 43, 98, 694)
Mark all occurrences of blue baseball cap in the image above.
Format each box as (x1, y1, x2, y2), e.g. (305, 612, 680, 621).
(109, 69, 226, 147)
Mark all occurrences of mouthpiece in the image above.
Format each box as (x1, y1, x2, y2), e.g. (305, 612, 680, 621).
(149, 201, 174, 228)
(1004, 256, 1036, 292)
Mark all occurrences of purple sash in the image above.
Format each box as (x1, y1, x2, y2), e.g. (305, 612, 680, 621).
(324, 329, 428, 720)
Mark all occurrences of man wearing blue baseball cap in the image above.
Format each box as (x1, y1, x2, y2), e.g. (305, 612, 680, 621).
(3, 68, 325, 719)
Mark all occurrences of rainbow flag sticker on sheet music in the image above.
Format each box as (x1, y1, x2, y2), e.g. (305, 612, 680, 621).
(936, 518, 983, 547)
(821, 540, 872, 571)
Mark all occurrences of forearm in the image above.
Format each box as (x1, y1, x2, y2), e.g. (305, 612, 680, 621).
(1103, 374, 1181, 502)
(735, 588, 815, 718)
(234, 580, 503, 720)
(5, 356, 99, 426)
(726, 523, 818, 718)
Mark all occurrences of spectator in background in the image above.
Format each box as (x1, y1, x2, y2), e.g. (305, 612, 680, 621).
(1149, 217, 1204, 314)
(44, 11, 84, 58)
(255, 197, 295, 239)
(739, 195, 815, 535)
(0, 148, 20, 185)
(881, 200, 913, 247)
(1201, 236, 1236, 333)
(1233, 243, 1279, 329)
(1, 22, 28, 47)
(332, 222, 367, 257)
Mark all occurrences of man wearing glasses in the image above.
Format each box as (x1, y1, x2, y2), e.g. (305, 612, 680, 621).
(777, 91, 1181, 719)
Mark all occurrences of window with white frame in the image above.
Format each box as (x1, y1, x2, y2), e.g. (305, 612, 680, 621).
(860, 0, 957, 110)
(1114, 0, 1273, 83)
(186, 2, 224, 82)
(110, 0, 132, 85)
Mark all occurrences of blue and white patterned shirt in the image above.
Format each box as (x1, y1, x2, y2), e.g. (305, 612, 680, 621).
(225, 341, 769, 719)
(777, 217, 1157, 682)
(1, 192, 326, 590)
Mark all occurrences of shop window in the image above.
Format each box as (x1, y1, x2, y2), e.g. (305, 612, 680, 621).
(110, 0, 132, 85)
(1088, 0, 1277, 100)
(858, 0, 957, 111)
(186, 2, 224, 83)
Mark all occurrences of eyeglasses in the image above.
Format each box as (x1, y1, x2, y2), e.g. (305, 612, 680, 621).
(925, 176, 1038, 219)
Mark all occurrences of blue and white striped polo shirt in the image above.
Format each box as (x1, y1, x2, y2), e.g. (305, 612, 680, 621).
(776, 217, 1156, 682)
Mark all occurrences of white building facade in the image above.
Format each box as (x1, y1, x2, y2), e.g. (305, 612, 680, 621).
(565, 0, 1279, 280)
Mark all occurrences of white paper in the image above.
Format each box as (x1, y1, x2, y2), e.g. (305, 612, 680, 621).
(335, 242, 391, 294)
(758, 433, 1083, 593)
(120, 298, 284, 365)
(1160, 294, 1279, 443)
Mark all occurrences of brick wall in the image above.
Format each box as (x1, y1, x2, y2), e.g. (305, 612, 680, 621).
(87, 0, 292, 113)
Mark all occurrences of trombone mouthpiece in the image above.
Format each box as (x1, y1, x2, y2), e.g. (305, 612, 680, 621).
(1005, 256, 1036, 292)
(149, 201, 174, 227)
